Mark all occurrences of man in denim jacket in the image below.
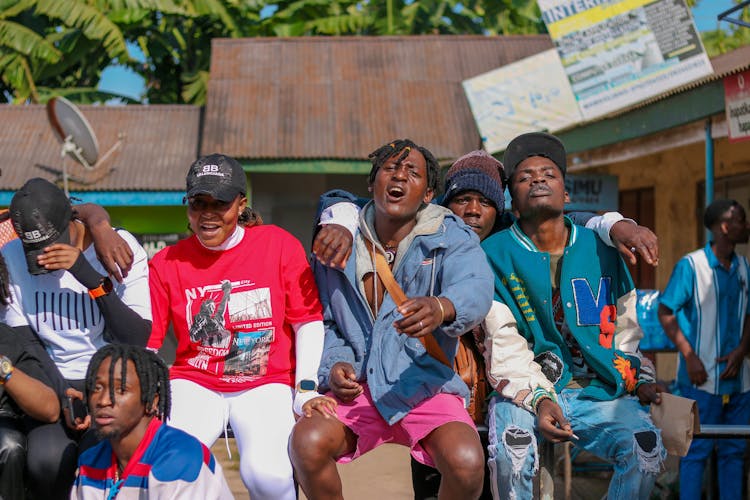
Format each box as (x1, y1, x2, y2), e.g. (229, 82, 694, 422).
(290, 139, 493, 500)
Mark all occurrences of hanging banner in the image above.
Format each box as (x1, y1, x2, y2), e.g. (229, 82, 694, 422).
(725, 69, 750, 143)
(462, 49, 582, 154)
(538, 0, 713, 121)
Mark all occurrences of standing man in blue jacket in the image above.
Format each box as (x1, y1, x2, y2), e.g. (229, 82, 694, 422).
(290, 139, 494, 500)
(659, 199, 750, 500)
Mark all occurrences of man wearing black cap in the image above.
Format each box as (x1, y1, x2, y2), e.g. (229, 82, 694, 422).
(481, 132, 664, 500)
(0, 178, 152, 498)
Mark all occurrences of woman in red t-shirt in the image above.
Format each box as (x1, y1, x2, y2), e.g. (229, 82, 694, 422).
(147, 154, 335, 499)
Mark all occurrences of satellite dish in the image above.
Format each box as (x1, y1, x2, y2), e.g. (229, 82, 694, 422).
(47, 96, 99, 168)
(45, 97, 122, 196)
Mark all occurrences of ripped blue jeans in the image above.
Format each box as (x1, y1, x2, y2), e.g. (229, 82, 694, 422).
(487, 388, 665, 500)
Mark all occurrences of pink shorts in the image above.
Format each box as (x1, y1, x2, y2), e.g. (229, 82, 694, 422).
(329, 384, 476, 467)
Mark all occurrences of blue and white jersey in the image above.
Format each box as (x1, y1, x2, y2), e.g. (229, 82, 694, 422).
(660, 243, 750, 395)
(72, 419, 233, 499)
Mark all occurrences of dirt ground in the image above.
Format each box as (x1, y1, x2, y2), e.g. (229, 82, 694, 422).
(211, 439, 682, 499)
(211, 440, 413, 500)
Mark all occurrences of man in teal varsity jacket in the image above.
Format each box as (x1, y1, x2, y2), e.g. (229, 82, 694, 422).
(480, 132, 665, 500)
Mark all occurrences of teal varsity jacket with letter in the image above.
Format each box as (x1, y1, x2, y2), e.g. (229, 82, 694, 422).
(481, 217, 652, 402)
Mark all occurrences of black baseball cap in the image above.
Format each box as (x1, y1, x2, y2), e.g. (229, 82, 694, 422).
(10, 178, 72, 275)
(503, 132, 567, 184)
(186, 153, 247, 203)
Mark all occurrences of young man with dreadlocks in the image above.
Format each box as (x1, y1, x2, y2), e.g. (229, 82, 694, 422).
(290, 139, 493, 499)
(72, 344, 232, 499)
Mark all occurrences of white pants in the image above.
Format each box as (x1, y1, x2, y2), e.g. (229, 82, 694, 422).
(169, 379, 296, 500)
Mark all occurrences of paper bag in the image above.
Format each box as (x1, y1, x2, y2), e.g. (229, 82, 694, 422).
(650, 392, 700, 457)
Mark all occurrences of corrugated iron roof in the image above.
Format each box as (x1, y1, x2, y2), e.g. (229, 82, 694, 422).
(202, 35, 554, 161)
(0, 104, 200, 192)
(710, 44, 750, 78)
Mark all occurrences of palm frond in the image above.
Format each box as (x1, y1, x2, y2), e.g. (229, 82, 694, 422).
(36, 85, 140, 104)
(0, 19, 61, 62)
(180, 69, 208, 105)
(101, 0, 186, 15)
(305, 13, 367, 35)
(34, 0, 129, 59)
(0, 0, 35, 20)
(190, 0, 240, 36)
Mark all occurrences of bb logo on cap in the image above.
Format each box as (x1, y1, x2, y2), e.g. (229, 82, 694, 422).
(186, 154, 247, 203)
(198, 164, 223, 177)
(22, 229, 47, 244)
(10, 178, 73, 275)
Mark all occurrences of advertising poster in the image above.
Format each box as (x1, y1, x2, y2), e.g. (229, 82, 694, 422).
(462, 49, 582, 154)
(725, 69, 750, 143)
(538, 0, 713, 120)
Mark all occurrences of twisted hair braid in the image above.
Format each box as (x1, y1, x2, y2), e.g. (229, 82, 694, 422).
(85, 344, 171, 421)
(367, 139, 440, 193)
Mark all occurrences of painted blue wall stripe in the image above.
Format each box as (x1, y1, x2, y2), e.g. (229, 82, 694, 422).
(0, 191, 184, 206)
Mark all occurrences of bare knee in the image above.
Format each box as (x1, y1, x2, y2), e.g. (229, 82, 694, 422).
(427, 425, 485, 496)
(289, 417, 344, 471)
(441, 439, 485, 487)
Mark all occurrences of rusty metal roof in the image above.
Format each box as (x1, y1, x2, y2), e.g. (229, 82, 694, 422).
(0, 104, 200, 191)
(710, 43, 750, 78)
(202, 35, 554, 162)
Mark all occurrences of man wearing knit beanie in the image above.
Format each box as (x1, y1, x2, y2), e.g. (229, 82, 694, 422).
(440, 150, 506, 241)
(311, 141, 662, 499)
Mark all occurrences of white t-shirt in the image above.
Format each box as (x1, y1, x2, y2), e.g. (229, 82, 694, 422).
(0, 228, 151, 379)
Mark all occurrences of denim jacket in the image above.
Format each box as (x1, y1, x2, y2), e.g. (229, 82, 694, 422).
(314, 202, 493, 424)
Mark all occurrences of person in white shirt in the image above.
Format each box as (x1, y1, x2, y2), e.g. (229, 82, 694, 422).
(0, 178, 152, 498)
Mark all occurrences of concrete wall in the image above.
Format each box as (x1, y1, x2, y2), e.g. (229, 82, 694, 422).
(581, 125, 750, 289)
(250, 172, 370, 249)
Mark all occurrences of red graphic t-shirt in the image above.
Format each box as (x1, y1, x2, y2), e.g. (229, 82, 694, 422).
(147, 225, 323, 392)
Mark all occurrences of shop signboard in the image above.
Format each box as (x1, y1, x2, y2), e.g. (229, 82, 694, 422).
(462, 49, 582, 154)
(538, 0, 713, 121)
(564, 174, 618, 211)
(725, 69, 750, 143)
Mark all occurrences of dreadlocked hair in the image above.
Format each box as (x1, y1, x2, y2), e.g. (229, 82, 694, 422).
(367, 139, 440, 193)
(85, 344, 171, 422)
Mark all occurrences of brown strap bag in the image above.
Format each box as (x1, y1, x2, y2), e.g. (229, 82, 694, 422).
(454, 330, 488, 424)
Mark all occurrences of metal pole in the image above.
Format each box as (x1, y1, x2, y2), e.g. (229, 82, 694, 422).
(705, 118, 714, 243)
(705, 117, 714, 209)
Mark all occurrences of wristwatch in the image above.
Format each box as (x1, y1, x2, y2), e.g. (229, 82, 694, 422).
(0, 355, 14, 385)
(88, 277, 113, 299)
(296, 379, 318, 393)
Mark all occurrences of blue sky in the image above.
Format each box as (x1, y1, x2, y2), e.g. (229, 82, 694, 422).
(97, 1, 737, 102)
(692, 0, 733, 31)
